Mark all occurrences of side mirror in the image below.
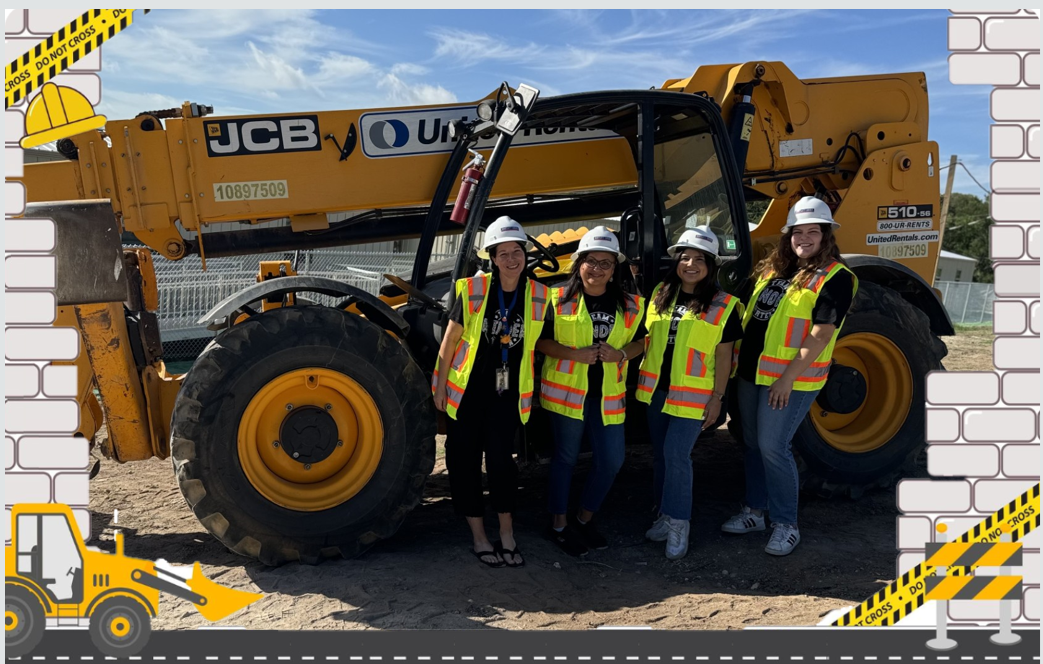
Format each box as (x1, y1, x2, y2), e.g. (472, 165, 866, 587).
(496, 83, 539, 136)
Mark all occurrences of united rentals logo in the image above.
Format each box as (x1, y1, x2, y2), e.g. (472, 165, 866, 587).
(359, 105, 617, 159)
(204, 115, 322, 158)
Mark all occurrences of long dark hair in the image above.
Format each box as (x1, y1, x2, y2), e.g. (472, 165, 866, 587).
(753, 224, 846, 288)
(653, 250, 720, 316)
(560, 252, 629, 313)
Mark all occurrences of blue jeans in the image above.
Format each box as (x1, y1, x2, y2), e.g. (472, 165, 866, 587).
(735, 377, 820, 527)
(548, 396, 626, 516)
(646, 390, 705, 521)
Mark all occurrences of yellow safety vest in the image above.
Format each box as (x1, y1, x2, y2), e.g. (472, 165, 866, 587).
(636, 285, 742, 420)
(740, 261, 858, 391)
(540, 288, 646, 425)
(432, 273, 549, 423)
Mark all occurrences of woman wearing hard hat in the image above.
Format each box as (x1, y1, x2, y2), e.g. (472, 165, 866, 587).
(637, 226, 744, 560)
(433, 216, 551, 569)
(534, 227, 647, 557)
(722, 196, 857, 556)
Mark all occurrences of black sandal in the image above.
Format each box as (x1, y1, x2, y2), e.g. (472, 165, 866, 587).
(472, 547, 505, 568)
(495, 541, 525, 568)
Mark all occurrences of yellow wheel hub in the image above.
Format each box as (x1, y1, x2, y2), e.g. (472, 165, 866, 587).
(5, 610, 18, 632)
(109, 616, 131, 637)
(238, 368, 384, 511)
(811, 333, 912, 454)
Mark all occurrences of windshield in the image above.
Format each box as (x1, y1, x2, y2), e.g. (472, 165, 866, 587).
(654, 110, 739, 260)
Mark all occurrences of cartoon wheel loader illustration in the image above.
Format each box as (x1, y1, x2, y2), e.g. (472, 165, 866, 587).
(5, 504, 262, 658)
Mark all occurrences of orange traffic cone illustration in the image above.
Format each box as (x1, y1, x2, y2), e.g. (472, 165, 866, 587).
(19, 82, 106, 149)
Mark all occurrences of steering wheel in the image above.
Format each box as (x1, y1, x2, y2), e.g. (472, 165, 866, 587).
(526, 234, 560, 275)
(382, 274, 445, 311)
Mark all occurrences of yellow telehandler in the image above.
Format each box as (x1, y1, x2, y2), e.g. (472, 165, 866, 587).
(15, 62, 951, 566)
(5, 503, 261, 658)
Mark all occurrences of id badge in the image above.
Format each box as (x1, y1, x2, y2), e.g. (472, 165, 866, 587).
(495, 366, 510, 393)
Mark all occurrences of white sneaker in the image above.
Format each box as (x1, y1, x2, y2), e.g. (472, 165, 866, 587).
(765, 524, 800, 556)
(665, 517, 690, 560)
(721, 506, 766, 534)
(645, 513, 669, 542)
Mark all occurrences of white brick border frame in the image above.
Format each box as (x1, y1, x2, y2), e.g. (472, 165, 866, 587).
(4, 8, 100, 544)
(904, 9, 1041, 627)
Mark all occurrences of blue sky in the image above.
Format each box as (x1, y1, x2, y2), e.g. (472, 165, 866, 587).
(98, 9, 993, 196)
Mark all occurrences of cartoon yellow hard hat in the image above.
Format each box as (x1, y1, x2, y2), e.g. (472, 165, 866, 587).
(19, 82, 107, 149)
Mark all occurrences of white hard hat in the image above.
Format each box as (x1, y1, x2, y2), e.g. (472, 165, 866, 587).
(479, 216, 532, 258)
(571, 226, 627, 264)
(783, 196, 840, 232)
(668, 226, 721, 265)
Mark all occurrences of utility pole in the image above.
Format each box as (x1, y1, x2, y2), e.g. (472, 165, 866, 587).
(937, 154, 959, 247)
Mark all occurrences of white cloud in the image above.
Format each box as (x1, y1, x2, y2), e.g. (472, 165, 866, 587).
(430, 28, 545, 66)
(101, 9, 462, 114)
(378, 73, 457, 107)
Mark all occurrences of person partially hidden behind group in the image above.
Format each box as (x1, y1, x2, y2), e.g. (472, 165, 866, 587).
(722, 196, 857, 556)
(535, 227, 647, 557)
(638, 227, 744, 560)
(433, 216, 551, 569)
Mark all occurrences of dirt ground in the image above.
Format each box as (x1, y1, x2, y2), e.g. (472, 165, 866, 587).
(86, 327, 992, 631)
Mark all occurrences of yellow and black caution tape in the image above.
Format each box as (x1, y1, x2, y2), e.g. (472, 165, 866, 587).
(5, 9, 148, 109)
(832, 482, 1039, 627)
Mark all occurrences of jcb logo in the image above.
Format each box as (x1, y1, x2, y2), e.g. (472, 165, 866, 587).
(204, 115, 321, 157)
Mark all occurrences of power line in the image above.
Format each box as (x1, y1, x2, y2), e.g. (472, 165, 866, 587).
(938, 161, 991, 195)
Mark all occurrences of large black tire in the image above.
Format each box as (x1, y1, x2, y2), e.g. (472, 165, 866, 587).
(5, 585, 46, 658)
(89, 596, 152, 658)
(793, 282, 947, 498)
(171, 306, 436, 566)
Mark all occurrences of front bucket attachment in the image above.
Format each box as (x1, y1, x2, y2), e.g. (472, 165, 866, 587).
(186, 562, 263, 622)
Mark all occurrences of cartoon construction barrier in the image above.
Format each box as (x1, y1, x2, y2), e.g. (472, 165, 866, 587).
(832, 483, 1039, 627)
(5, 504, 262, 658)
(923, 529, 1024, 650)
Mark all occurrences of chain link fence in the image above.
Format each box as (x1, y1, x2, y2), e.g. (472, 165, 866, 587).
(150, 249, 453, 361)
(936, 280, 996, 325)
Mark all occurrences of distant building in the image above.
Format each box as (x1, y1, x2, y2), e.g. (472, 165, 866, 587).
(936, 249, 977, 282)
(24, 147, 64, 164)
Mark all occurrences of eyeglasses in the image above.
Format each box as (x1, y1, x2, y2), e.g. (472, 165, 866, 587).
(582, 256, 617, 271)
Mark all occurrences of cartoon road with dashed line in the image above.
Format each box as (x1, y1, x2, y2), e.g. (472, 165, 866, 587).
(8, 628, 1040, 662)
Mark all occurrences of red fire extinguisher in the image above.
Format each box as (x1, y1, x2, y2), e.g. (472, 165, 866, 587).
(450, 150, 486, 225)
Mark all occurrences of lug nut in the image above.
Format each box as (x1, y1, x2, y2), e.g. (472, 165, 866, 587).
(337, 440, 343, 447)
(273, 441, 280, 448)
(304, 464, 312, 470)
(292, 452, 300, 459)
(286, 404, 294, 411)
(325, 403, 332, 411)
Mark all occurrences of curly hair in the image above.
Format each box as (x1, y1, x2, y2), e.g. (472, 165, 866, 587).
(652, 250, 720, 316)
(753, 224, 847, 288)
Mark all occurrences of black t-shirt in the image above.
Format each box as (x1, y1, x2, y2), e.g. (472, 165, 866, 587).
(655, 292, 744, 393)
(540, 290, 647, 399)
(736, 269, 854, 383)
(448, 276, 530, 400)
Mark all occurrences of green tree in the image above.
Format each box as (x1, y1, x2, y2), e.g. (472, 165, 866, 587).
(941, 192, 993, 283)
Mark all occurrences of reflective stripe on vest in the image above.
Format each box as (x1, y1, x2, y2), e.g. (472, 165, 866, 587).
(757, 356, 832, 383)
(541, 289, 646, 424)
(742, 261, 858, 392)
(467, 277, 488, 314)
(636, 286, 740, 420)
(637, 369, 658, 395)
(542, 378, 585, 411)
(666, 385, 713, 410)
